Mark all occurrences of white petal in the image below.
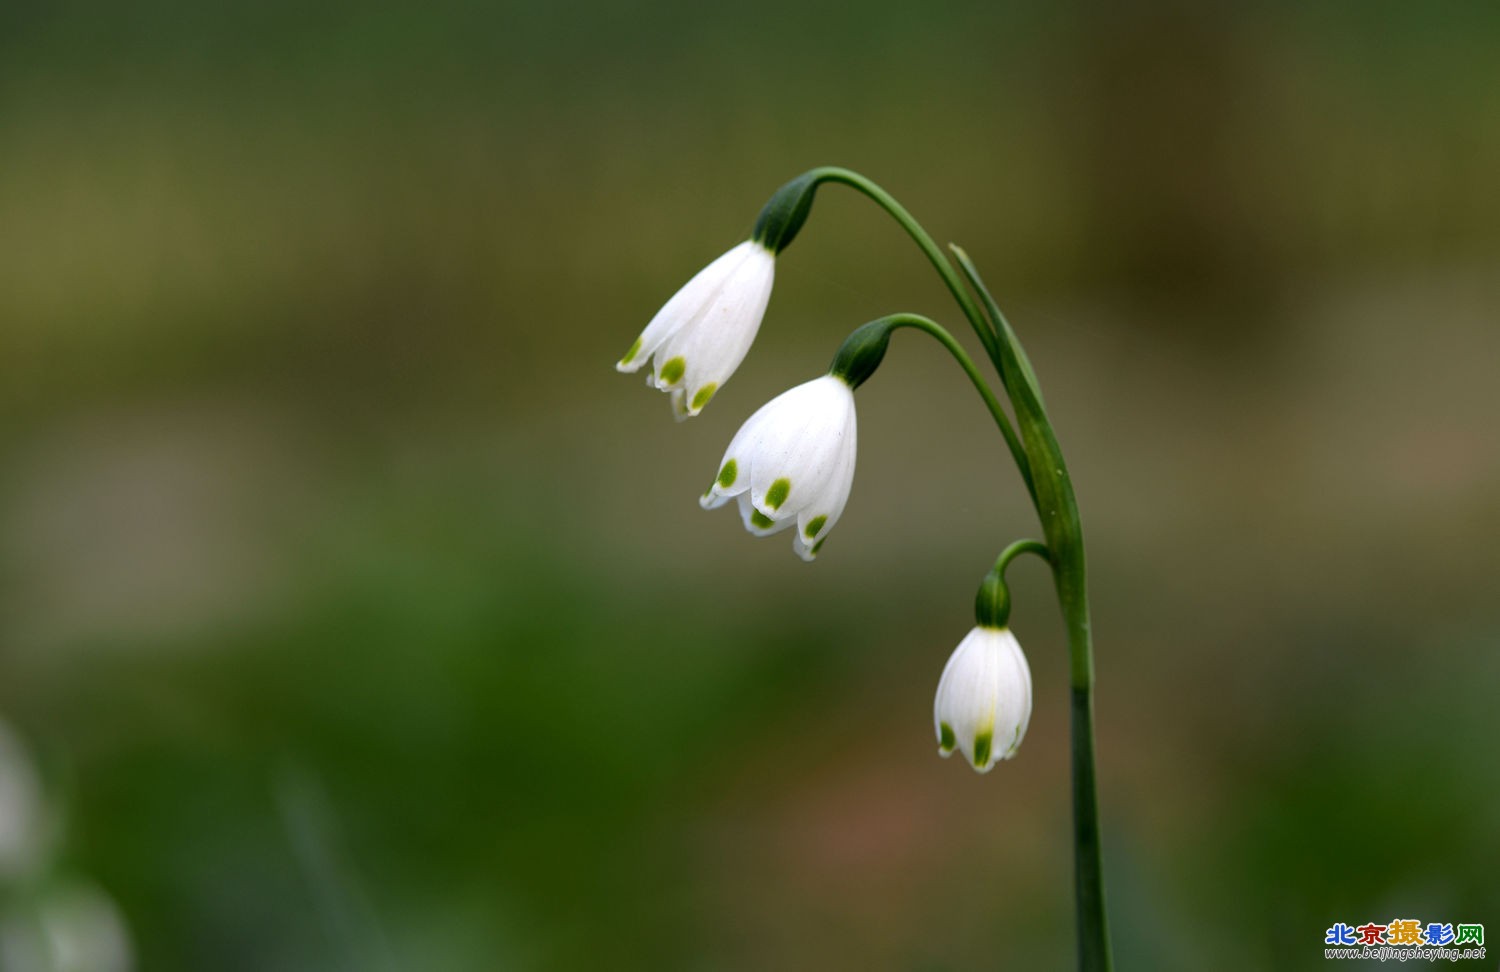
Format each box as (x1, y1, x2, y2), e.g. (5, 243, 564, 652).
(700, 449, 747, 509)
(790, 434, 853, 561)
(936, 629, 997, 770)
(746, 377, 851, 516)
(616, 241, 758, 374)
(785, 383, 858, 560)
(736, 493, 794, 537)
(792, 399, 858, 542)
(699, 408, 773, 508)
(958, 631, 1002, 768)
(998, 630, 1033, 758)
(934, 649, 956, 723)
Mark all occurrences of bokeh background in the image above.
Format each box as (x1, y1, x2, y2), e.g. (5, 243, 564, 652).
(2, 1, 1498, 969)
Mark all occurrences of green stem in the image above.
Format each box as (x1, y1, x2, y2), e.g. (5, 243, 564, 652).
(976, 539, 1051, 628)
(992, 538, 1052, 575)
(949, 246, 1113, 972)
(853, 314, 1035, 502)
(804, 168, 1007, 382)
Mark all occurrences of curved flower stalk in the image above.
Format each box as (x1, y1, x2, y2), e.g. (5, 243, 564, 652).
(700, 374, 857, 561)
(616, 240, 776, 419)
(934, 625, 1033, 772)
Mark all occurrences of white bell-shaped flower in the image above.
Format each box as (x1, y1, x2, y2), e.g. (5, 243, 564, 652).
(933, 626, 1032, 773)
(700, 374, 857, 561)
(616, 240, 776, 420)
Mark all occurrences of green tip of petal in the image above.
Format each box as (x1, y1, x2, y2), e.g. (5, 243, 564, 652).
(750, 510, 775, 530)
(765, 478, 791, 510)
(804, 514, 827, 538)
(717, 459, 737, 488)
(618, 336, 642, 366)
(973, 730, 993, 769)
(810, 537, 825, 556)
(939, 722, 956, 753)
(690, 383, 718, 411)
(659, 356, 686, 385)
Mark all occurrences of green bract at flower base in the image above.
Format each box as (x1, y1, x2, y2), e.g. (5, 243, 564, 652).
(826, 319, 892, 390)
(615, 167, 1114, 972)
(750, 171, 821, 254)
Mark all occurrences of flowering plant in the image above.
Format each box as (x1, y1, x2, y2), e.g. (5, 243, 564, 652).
(616, 168, 1114, 970)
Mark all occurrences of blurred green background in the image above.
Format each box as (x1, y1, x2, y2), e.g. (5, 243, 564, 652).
(2, 1, 1498, 969)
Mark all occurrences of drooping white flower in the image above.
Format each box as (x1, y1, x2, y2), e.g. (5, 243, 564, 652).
(933, 626, 1032, 773)
(700, 374, 857, 561)
(616, 240, 776, 420)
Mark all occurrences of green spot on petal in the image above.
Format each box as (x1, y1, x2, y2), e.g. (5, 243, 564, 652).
(717, 459, 737, 488)
(804, 515, 827, 538)
(810, 537, 825, 556)
(619, 336, 642, 365)
(765, 478, 791, 510)
(750, 510, 775, 530)
(939, 722, 956, 753)
(973, 730, 993, 768)
(690, 383, 718, 411)
(659, 356, 686, 385)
